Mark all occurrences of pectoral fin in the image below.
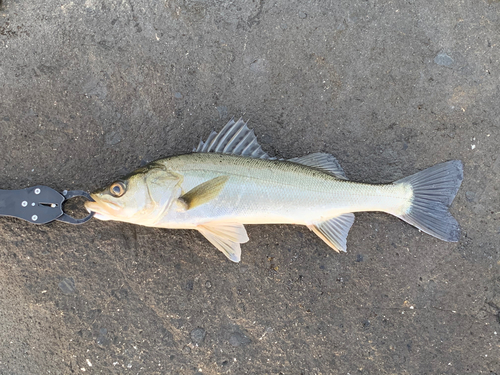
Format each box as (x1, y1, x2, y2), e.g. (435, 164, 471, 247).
(197, 222, 249, 262)
(308, 213, 355, 253)
(179, 176, 229, 210)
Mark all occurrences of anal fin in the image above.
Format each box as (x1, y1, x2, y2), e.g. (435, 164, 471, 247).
(197, 222, 249, 262)
(308, 213, 355, 253)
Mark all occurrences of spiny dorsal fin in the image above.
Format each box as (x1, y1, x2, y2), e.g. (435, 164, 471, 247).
(288, 153, 348, 180)
(179, 176, 229, 210)
(197, 222, 250, 262)
(194, 118, 271, 159)
(308, 213, 355, 252)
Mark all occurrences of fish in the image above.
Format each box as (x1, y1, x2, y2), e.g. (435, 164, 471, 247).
(85, 118, 463, 262)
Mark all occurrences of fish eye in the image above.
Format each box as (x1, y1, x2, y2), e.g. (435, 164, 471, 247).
(110, 181, 126, 197)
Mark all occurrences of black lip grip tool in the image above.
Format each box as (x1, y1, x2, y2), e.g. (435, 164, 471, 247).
(0, 186, 94, 225)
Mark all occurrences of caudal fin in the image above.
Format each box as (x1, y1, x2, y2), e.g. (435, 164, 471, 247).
(394, 160, 463, 242)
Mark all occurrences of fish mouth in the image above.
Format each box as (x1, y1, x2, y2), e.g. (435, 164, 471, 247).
(84, 199, 119, 221)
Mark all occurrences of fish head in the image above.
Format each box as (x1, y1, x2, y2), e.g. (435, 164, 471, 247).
(85, 162, 180, 224)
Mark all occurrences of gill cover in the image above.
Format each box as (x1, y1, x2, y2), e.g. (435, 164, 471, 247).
(85, 162, 182, 225)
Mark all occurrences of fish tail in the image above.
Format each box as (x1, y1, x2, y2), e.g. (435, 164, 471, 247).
(394, 160, 463, 241)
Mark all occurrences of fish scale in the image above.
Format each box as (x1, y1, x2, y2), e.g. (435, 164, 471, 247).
(154, 153, 411, 226)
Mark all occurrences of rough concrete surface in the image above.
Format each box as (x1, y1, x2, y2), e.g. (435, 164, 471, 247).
(0, 0, 499, 374)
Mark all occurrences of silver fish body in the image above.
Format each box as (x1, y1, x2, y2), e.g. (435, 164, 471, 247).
(151, 153, 411, 227)
(85, 119, 463, 262)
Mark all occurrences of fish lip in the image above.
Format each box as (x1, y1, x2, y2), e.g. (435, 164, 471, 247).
(84, 200, 119, 216)
(84, 201, 101, 214)
(93, 212, 111, 221)
(84, 201, 115, 221)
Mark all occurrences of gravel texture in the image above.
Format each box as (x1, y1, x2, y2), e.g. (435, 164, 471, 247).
(1, 0, 499, 373)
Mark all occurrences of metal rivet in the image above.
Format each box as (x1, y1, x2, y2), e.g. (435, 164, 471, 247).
(32, 215, 38, 221)
(34, 188, 41, 194)
(21, 201, 28, 207)
(31, 202, 35, 206)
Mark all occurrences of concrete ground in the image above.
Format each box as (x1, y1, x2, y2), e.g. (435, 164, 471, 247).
(1, 0, 499, 373)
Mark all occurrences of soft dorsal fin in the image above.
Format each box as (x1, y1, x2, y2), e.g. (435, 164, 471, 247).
(179, 176, 229, 210)
(194, 118, 271, 159)
(197, 222, 250, 262)
(308, 213, 355, 252)
(288, 152, 348, 180)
